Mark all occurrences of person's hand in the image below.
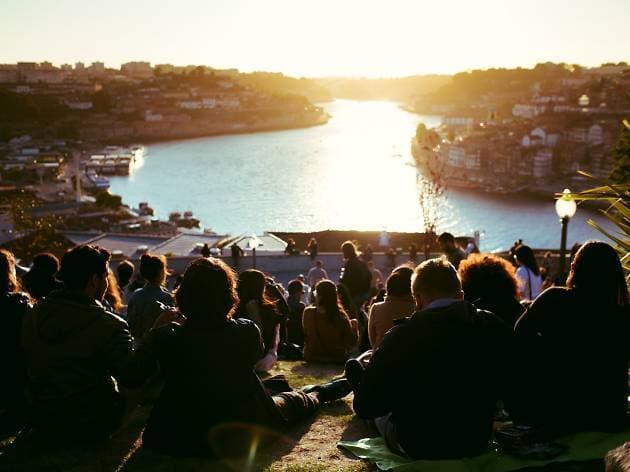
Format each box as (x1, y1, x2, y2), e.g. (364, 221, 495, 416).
(255, 350, 278, 372)
(152, 303, 186, 329)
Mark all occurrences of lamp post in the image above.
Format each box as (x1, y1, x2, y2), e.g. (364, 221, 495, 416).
(248, 234, 261, 269)
(554, 188, 577, 282)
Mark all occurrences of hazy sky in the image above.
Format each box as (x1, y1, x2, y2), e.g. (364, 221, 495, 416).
(2, 0, 628, 77)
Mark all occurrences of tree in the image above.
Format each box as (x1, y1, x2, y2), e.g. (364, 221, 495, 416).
(610, 119, 630, 184)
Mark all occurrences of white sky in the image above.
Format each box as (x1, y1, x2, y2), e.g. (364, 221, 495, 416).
(1, 0, 629, 77)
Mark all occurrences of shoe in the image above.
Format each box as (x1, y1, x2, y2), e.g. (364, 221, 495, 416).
(344, 358, 364, 388)
(302, 379, 352, 403)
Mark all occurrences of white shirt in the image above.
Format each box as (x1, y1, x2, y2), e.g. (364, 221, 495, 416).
(516, 266, 543, 301)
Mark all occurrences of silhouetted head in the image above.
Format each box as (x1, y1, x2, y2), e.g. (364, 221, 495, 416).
(288, 279, 304, 298)
(438, 232, 456, 251)
(139, 253, 168, 285)
(58, 245, 110, 301)
(341, 241, 357, 259)
(315, 260, 323, 268)
(514, 245, 540, 276)
(459, 254, 519, 304)
(116, 260, 134, 288)
(175, 257, 238, 322)
(386, 265, 413, 297)
(567, 241, 629, 306)
(412, 257, 463, 308)
(0, 249, 20, 293)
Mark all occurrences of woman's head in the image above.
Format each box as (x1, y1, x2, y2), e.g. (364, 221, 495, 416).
(139, 253, 168, 285)
(386, 265, 414, 297)
(567, 241, 629, 306)
(175, 257, 238, 321)
(0, 249, 19, 293)
(237, 269, 267, 304)
(459, 254, 519, 303)
(514, 245, 540, 276)
(316, 280, 348, 322)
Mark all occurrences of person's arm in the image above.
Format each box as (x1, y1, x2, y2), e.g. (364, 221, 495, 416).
(345, 318, 359, 350)
(353, 325, 405, 419)
(99, 319, 159, 389)
(367, 304, 378, 349)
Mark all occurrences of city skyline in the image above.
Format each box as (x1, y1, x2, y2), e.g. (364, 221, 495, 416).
(2, 0, 629, 78)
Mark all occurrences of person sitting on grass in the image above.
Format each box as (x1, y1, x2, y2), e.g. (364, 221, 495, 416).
(142, 257, 351, 457)
(349, 258, 514, 460)
(513, 241, 630, 436)
(237, 269, 283, 372)
(368, 266, 416, 349)
(458, 254, 524, 328)
(286, 279, 306, 347)
(127, 253, 174, 341)
(22, 252, 62, 301)
(302, 280, 359, 363)
(0, 249, 32, 437)
(21, 245, 170, 440)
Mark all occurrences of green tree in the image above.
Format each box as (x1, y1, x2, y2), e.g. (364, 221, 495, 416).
(610, 119, 630, 184)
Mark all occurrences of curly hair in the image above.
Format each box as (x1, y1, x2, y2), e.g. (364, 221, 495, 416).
(175, 257, 239, 321)
(0, 249, 20, 293)
(458, 254, 519, 303)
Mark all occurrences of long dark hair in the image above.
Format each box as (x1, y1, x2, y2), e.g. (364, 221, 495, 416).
(0, 249, 20, 293)
(237, 269, 277, 312)
(316, 280, 350, 324)
(566, 241, 629, 306)
(514, 245, 540, 276)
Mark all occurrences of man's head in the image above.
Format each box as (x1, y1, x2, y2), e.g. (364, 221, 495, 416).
(116, 260, 134, 288)
(58, 245, 110, 301)
(288, 279, 305, 299)
(411, 257, 463, 309)
(315, 260, 323, 268)
(139, 253, 168, 285)
(438, 232, 456, 252)
(341, 241, 357, 259)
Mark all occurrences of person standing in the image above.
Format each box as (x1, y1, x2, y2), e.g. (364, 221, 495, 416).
(513, 245, 543, 302)
(339, 241, 372, 310)
(307, 238, 318, 262)
(307, 260, 328, 290)
(438, 232, 467, 269)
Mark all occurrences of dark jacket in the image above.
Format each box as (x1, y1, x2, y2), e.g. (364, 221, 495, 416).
(513, 287, 630, 434)
(353, 301, 514, 460)
(126, 283, 174, 340)
(143, 318, 285, 456)
(340, 256, 372, 297)
(21, 290, 157, 433)
(0, 292, 31, 415)
(287, 297, 306, 346)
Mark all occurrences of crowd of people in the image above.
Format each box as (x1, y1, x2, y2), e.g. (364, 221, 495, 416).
(0, 234, 628, 463)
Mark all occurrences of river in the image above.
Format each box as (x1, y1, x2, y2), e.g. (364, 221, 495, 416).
(109, 100, 613, 252)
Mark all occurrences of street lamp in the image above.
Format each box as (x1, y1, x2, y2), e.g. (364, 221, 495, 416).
(555, 188, 577, 281)
(248, 234, 261, 269)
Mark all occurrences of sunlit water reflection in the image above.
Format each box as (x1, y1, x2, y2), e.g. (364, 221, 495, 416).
(110, 100, 613, 251)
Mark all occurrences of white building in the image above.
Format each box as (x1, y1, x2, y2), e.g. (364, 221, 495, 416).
(512, 104, 544, 119)
(533, 148, 553, 179)
(121, 61, 153, 78)
(447, 146, 466, 167)
(587, 124, 603, 145)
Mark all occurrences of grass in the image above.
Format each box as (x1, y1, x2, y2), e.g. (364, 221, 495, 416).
(0, 360, 376, 472)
